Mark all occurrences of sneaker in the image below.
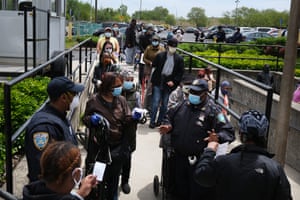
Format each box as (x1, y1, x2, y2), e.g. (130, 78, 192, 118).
(149, 123, 155, 129)
(121, 183, 131, 194)
(155, 122, 161, 127)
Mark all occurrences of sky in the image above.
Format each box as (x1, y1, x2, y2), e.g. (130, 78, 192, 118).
(81, 0, 291, 18)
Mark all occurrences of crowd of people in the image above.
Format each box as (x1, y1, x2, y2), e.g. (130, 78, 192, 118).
(22, 18, 293, 200)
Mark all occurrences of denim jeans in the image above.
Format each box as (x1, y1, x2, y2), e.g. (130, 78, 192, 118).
(125, 46, 136, 65)
(150, 85, 171, 125)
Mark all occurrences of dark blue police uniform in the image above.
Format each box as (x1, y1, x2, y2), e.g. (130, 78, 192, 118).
(25, 103, 78, 182)
(162, 98, 235, 200)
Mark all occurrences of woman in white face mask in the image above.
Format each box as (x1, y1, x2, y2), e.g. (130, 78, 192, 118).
(23, 141, 97, 200)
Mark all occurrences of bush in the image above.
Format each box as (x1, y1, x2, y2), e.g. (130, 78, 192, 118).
(178, 39, 286, 72)
(0, 76, 50, 184)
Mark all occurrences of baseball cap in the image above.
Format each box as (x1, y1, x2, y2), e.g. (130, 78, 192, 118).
(47, 76, 84, 99)
(104, 27, 112, 32)
(221, 80, 231, 88)
(189, 79, 208, 92)
(152, 35, 160, 41)
(239, 109, 269, 137)
(167, 38, 178, 47)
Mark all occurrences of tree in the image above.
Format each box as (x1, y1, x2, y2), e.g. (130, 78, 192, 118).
(187, 7, 207, 27)
(218, 7, 289, 28)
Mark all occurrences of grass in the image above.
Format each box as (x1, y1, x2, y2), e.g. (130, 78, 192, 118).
(65, 37, 79, 49)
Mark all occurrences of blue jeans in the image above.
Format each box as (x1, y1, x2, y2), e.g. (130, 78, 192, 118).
(125, 46, 136, 65)
(150, 85, 171, 125)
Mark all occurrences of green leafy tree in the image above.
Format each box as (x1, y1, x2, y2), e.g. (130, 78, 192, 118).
(187, 7, 207, 27)
(218, 7, 289, 28)
(165, 14, 176, 25)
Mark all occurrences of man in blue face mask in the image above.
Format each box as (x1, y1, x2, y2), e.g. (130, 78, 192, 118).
(211, 80, 232, 120)
(159, 78, 235, 200)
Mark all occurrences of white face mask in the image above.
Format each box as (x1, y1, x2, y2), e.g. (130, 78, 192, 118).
(72, 167, 83, 189)
(168, 47, 177, 54)
(70, 95, 80, 111)
(104, 32, 112, 38)
(105, 48, 113, 54)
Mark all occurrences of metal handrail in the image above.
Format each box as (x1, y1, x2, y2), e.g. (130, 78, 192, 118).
(178, 41, 290, 71)
(177, 47, 273, 126)
(4, 38, 93, 193)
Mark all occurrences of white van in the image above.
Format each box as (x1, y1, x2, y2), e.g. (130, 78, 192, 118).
(239, 27, 255, 33)
(256, 27, 278, 33)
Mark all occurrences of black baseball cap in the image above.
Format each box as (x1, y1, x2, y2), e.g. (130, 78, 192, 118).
(47, 76, 84, 99)
(189, 79, 208, 92)
(167, 38, 178, 47)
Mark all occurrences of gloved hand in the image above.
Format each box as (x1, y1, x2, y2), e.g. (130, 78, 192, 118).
(90, 113, 103, 126)
(132, 107, 144, 120)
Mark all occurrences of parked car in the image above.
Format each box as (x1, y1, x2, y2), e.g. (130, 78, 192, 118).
(242, 31, 273, 42)
(239, 26, 255, 33)
(256, 27, 278, 33)
(156, 25, 165, 33)
(203, 25, 236, 37)
(92, 22, 128, 36)
(205, 28, 234, 39)
(185, 27, 198, 33)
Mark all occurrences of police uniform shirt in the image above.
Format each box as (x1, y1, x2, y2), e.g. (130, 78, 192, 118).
(25, 103, 77, 182)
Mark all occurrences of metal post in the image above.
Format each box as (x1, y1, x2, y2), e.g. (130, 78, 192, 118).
(85, 46, 88, 72)
(24, 8, 28, 72)
(139, 0, 142, 20)
(79, 46, 82, 83)
(95, 0, 98, 22)
(33, 7, 36, 68)
(235, 0, 240, 26)
(274, 0, 300, 165)
(189, 56, 193, 73)
(47, 10, 50, 60)
(4, 84, 13, 193)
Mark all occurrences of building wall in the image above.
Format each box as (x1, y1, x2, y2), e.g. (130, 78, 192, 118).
(223, 70, 300, 172)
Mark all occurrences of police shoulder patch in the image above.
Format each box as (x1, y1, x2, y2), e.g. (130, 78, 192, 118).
(33, 132, 49, 151)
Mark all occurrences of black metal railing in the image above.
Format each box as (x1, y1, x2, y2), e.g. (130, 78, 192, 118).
(179, 41, 291, 72)
(3, 38, 94, 194)
(176, 47, 273, 125)
(24, 6, 50, 71)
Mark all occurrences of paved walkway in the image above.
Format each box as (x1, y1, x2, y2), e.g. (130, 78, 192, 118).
(2, 63, 300, 199)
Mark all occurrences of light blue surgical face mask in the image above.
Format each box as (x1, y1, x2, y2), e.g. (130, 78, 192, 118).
(123, 81, 134, 90)
(104, 32, 112, 38)
(152, 41, 159, 46)
(188, 93, 201, 105)
(112, 86, 122, 96)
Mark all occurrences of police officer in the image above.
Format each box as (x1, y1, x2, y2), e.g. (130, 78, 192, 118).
(25, 76, 84, 182)
(159, 79, 235, 200)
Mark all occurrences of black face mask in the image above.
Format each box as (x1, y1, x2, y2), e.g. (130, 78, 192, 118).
(263, 66, 270, 73)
